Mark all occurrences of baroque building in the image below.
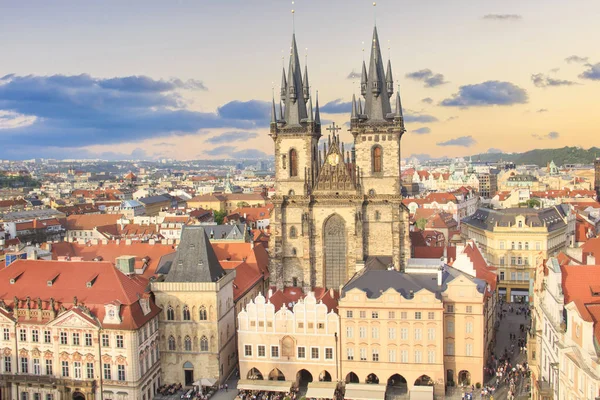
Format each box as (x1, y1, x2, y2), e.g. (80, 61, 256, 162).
(269, 27, 410, 291)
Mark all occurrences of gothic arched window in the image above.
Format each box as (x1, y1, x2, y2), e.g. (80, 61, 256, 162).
(200, 336, 209, 352)
(184, 336, 192, 351)
(168, 336, 176, 351)
(289, 149, 298, 177)
(292, 248, 297, 256)
(199, 306, 207, 321)
(166, 306, 175, 321)
(289, 226, 297, 239)
(375, 210, 381, 221)
(182, 305, 191, 321)
(372, 146, 383, 173)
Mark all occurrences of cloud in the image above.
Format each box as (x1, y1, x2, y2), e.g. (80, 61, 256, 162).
(0, 110, 37, 129)
(153, 142, 176, 147)
(532, 131, 560, 140)
(205, 145, 268, 159)
(536, 108, 548, 113)
(531, 73, 577, 87)
(320, 98, 352, 114)
(421, 97, 434, 104)
(411, 127, 431, 135)
(565, 55, 589, 64)
(487, 148, 503, 154)
(446, 116, 459, 122)
(0, 73, 270, 149)
(579, 63, 600, 80)
(439, 81, 528, 107)
(405, 69, 448, 88)
(205, 131, 259, 144)
(404, 113, 439, 123)
(437, 135, 477, 147)
(482, 14, 522, 21)
(347, 71, 361, 79)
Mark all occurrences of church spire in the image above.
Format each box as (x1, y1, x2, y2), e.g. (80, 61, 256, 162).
(307, 95, 314, 122)
(363, 26, 392, 121)
(358, 97, 363, 115)
(271, 96, 277, 124)
(351, 94, 358, 119)
(283, 34, 308, 125)
(386, 59, 394, 98)
(360, 60, 368, 96)
(314, 91, 321, 125)
(280, 68, 287, 101)
(303, 64, 310, 103)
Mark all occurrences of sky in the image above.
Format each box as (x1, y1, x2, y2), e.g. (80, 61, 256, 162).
(1, 0, 599, 161)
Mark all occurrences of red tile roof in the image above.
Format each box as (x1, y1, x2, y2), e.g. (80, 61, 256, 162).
(461, 242, 498, 291)
(267, 286, 339, 312)
(561, 265, 600, 344)
(66, 214, 124, 231)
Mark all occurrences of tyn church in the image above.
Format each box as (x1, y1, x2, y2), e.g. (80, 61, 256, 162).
(269, 26, 410, 291)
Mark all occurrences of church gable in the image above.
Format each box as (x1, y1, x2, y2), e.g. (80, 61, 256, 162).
(314, 133, 358, 193)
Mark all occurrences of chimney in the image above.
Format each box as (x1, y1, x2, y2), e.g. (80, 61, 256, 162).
(437, 267, 443, 286)
(27, 249, 38, 260)
(125, 239, 132, 246)
(588, 254, 597, 266)
(267, 288, 273, 299)
(149, 239, 155, 245)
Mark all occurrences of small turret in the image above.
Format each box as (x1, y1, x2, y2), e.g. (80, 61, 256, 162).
(351, 94, 358, 119)
(280, 68, 287, 101)
(307, 96, 314, 122)
(386, 60, 394, 98)
(360, 60, 368, 96)
(314, 92, 321, 125)
(303, 64, 310, 103)
(358, 98, 363, 115)
(271, 96, 277, 124)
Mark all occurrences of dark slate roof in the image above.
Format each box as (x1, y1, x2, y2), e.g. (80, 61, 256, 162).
(206, 224, 247, 240)
(342, 266, 486, 300)
(164, 226, 226, 283)
(155, 252, 176, 275)
(139, 194, 172, 205)
(462, 205, 569, 232)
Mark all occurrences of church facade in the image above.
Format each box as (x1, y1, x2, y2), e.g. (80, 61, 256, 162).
(268, 27, 410, 291)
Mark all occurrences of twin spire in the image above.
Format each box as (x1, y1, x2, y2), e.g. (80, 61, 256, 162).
(272, 34, 321, 128)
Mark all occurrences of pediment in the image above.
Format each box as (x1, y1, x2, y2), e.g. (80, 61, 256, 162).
(48, 309, 99, 329)
(314, 139, 357, 193)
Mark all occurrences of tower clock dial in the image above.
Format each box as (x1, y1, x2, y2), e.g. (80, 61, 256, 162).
(327, 153, 340, 166)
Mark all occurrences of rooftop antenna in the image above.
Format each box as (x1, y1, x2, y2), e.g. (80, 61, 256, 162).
(291, 1, 296, 34)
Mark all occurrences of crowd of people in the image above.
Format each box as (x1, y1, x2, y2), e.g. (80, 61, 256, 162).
(158, 383, 183, 396)
(237, 389, 295, 400)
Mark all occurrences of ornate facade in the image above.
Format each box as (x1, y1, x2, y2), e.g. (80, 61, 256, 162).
(269, 27, 410, 291)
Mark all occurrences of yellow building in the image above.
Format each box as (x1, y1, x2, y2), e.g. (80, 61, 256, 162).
(461, 205, 574, 302)
(187, 194, 267, 214)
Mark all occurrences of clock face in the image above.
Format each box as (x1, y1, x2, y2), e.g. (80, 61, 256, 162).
(327, 153, 340, 166)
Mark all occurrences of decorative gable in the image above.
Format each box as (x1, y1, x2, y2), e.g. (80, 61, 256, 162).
(103, 304, 122, 325)
(314, 137, 358, 193)
(49, 310, 98, 329)
(139, 298, 151, 316)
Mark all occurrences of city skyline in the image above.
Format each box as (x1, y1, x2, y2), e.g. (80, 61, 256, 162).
(1, 0, 599, 161)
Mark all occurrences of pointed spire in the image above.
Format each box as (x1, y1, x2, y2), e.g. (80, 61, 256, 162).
(271, 96, 277, 124)
(386, 59, 394, 98)
(358, 97, 363, 115)
(303, 64, 310, 103)
(280, 67, 287, 101)
(395, 91, 403, 118)
(279, 101, 284, 121)
(307, 96, 314, 122)
(314, 91, 321, 125)
(360, 60, 368, 96)
(284, 34, 308, 125)
(351, 94, 358, 119)
(363, 26, 392, 121)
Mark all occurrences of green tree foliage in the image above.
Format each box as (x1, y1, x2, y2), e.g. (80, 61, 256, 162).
(213, 210, 227, 225)
(416, 217, 428, 230)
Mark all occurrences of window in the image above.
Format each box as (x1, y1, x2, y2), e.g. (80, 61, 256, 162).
(297, 346, 306, 359)
(466, 343, 473, 356)
(447, 321, 454, 333)
(428, 312, 435, 320)
(346, 310, 353, 318)
(45, 359, 52, 375)
(271, 346, 279, 358)
(466, 322, 473, 334)
(388, 349, 396, 362)
(400, 328, 408, 340)
(244, 345, 252, 357)
(359, 311, 366, 319)
(372, 348, 379, 362)
(118, 365, 126, 381)
(500, 257, 505, 266)
(374, 210, 381, 221)
(428, 328, 435, 341)
(32, 330, 39, 343)
(33, 358, 41, 375)
(346, 326, 353, 338)
(3, 328, 9, 341)
(466, 306, 473, 314)
(289, 226, 297, 239)
(525, 242, 529, 250)
(388, 327, 396, 339)
(371, 327, 379, 339)
(103, 363, 111, 380)
(360, 348, 367, 361)
(447, 305, 454, 313)
(372, 311, 379, 319)
(414, 328, 422, 340)
(4, 356, 11, 372)
(83, 333, 92, 346)
(200, 336, 209, 352)
(166, 306, 175, 320)
(359, 327, 367, 338)
(199, 306, 208, 321)
(499, 271, 505, 281)
(415, 312, 422, 320)
(256, 345, 266, 357)
(388, 311, 395, 319)
(372, 146, 382, 173)
(87, 362, 94, 379)
(415, 350, 422, 363)
(289, 149, 298, 177)
(311, 347, 319, 359)
(61, 360, 68, 377)
(511, 242, 515, 250)
(44, 330, 51, 344)
(400, 350, 408, 363)
(184, 336, 192, 351)
(536, 242, 541, 251)
(400, 312, 407, 320)
(325, 348, 333, 360)
(428, 350, 435, 364)
(446, 342, 455, 355)
(182, 305, 191, 320)
(72, 333, 80, 346)
(347, 348, 354, 360)
(20, 329, 27, 342)
(499, 241, 505, 250)
(74, 361, 82, 379)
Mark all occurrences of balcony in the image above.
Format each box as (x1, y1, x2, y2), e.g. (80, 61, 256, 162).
(0, 374, 96, 390)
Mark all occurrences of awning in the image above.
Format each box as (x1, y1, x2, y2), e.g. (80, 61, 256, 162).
(512, 289, 529, 295)
(305, 382, 337, 399)
(344, 383, 386, 400)
(237, 379, 292, 393)
(498, 288, 507, 294)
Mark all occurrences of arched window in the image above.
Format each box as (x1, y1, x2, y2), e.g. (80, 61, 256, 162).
(184, 336, 192, 351)
(518, 242, 523, 250)
(524, 242, 529, 250)
(168, 336, 176, 351)
(289, 149, 298, 177)
(182, 305, 191, 321)
(166, 306, 175, 321)
(199, 306, 208, 321)
(288, 189, 295, 196)
(200, 336, 209, 352)
(289, 226, 297, 239)
(292, 248, 297, 256)
(372, 146, 382, 173)
(375, 211, 381, 221)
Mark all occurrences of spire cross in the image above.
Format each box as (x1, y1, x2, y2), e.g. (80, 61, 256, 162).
(326, 122, 342, 135)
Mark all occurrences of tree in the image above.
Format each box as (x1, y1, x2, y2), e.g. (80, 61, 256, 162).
(416, 217, 428, 231)
(526, 199, 540, 208)
(214, 210, 227, 225)
(236, 201, 250, 208)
